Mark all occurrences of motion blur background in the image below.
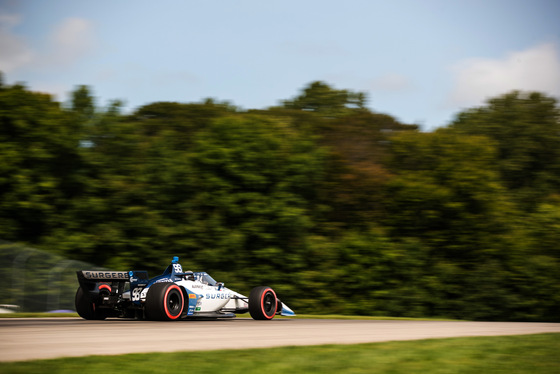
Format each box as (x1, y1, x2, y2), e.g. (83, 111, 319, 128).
(1, 1, 559, 320)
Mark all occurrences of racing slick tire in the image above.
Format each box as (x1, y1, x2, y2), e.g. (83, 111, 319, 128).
(75, 287, 108, 320)
(249, 286, 277, 320)
(144, 283, 185, 321)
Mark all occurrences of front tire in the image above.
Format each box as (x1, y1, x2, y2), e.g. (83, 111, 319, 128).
(249, 286, 277, 320)
(75, 287, 107, 320)
(145, 283, 185, 321)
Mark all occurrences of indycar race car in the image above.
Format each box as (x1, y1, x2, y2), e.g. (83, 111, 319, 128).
(75, 256, 295, 321)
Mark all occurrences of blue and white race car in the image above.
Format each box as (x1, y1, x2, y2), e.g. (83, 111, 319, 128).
(75, 256, 295, 321)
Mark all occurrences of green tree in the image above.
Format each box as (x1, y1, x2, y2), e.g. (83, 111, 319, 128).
(45, 104, 182, 270)
(328, 229, 430, 317)
(43, 99, 236, 271)
(0, 83, 81, 242)
(283, 81, 367, 116)
(381, 129, 527, 319)
(314, 111, 417, 231)
(505, 197, 560, 321)
(450, 91, 560, 210)
(183, 114, 326, 290)
(384, 129, 512, 260)
(130, 100, 235, 142)
(70, 85, 95, 121)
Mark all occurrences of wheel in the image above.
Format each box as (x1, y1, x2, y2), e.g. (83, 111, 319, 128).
(144, 283, 185, 321)
(75, 287, 107, 320)
(249, 286, 277, 320)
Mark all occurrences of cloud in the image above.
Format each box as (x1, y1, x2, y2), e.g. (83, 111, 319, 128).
(448, 43, 560, 107)
(0, 13, 33, 73)
(44, 17, 96, 68)
(1, 16, 96, 75)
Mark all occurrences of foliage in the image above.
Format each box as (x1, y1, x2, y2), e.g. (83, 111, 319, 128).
(182, 114, 327, 293)
(449, 91, 560, 210)
(282, 81, 368, 116)
(0, 83, 82, 242)
(384, 129, 511, 259)
(1, 78, 559, 320)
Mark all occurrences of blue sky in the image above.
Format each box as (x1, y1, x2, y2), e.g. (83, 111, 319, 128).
(1, 0, 559, 130)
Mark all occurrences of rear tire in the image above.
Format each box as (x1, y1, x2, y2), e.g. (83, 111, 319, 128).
(249, 286, 277, 320)
(75, 287, 107, 320)
(145, 283, 185, 321)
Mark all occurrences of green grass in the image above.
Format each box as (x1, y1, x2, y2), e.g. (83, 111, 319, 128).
(1, 334, 558, 373)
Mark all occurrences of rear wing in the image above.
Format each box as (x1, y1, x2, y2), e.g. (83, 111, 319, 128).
(77, 270, 149, 291)
(77, 271, 131, 281)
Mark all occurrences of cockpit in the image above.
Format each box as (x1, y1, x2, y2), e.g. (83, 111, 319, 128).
(193, 272, 218, 286)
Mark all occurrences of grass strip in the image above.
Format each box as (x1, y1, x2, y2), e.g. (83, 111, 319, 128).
(1, 333, 558, 374)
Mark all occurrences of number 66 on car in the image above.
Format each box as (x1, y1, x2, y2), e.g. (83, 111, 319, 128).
(75, 256, 295, 321)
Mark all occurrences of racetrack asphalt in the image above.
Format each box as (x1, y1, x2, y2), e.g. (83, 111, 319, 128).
(1, 318, 559, 362)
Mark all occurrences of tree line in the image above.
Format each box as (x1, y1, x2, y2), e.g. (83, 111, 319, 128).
(1, 76, 559, 320)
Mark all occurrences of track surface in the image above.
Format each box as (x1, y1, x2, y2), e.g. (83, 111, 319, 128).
(1, 318, 559, 362)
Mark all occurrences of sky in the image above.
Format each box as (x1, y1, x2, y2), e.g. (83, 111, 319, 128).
(1, 0, 559, 130)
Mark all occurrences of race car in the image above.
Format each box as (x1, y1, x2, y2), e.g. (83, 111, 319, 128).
(75, 256, 295, 321)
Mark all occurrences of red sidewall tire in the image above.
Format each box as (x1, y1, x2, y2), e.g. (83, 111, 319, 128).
(163, 284, 184, 320)
(260, 288, 277, 319)
(249, 286, 277, 320)
(145, 283, 185, 321)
